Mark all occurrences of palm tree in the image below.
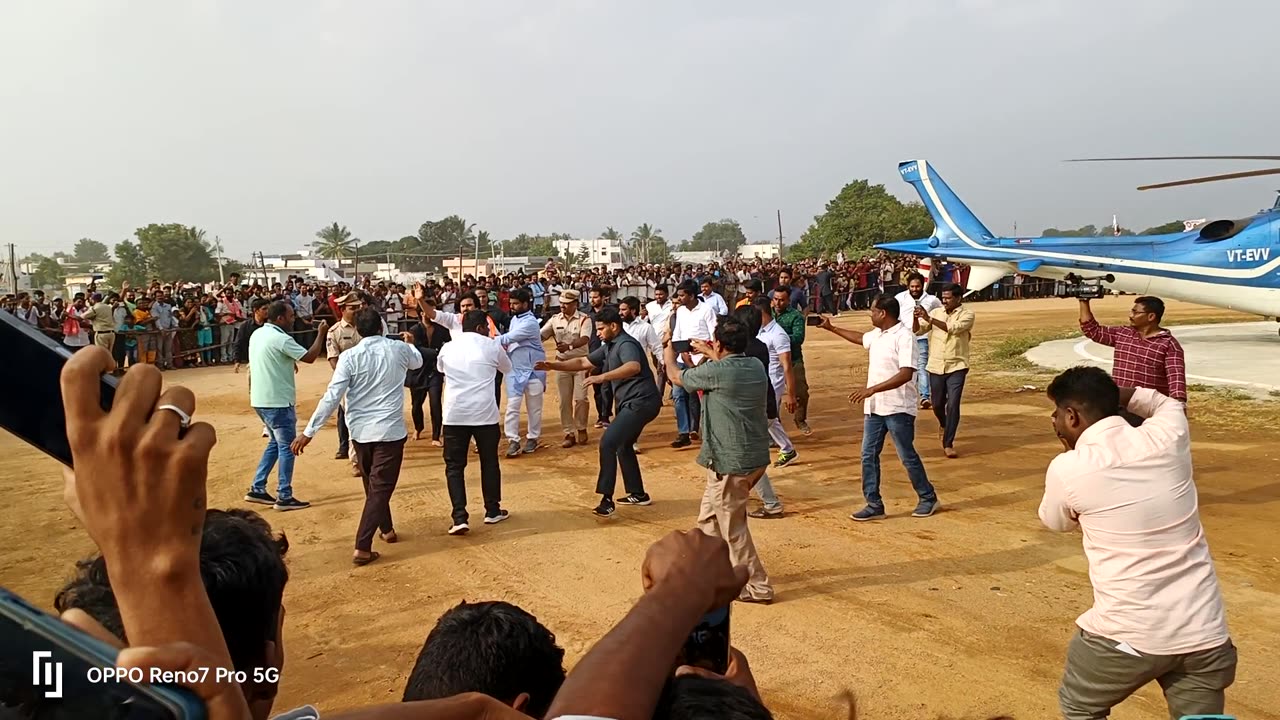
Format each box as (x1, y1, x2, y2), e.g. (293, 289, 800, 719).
(314, 222, 356, 260)
(186, 226, 207, 247)
(601, 226, 622, 242)
(631, 223, 664, 264)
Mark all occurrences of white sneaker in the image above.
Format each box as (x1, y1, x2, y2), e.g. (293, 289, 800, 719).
(484, 510, 510, 525)
(261, 427, 269, 438)
(448, 523, 470, 536)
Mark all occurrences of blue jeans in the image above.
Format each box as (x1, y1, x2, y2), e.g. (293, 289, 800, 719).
(916, 338, 930, 400)
(252, 406, 297, 500)
(861, 413, 935, 508)
(672, 360, 701, 435)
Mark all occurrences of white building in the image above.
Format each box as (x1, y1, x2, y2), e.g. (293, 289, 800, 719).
(671, 251, 721, 266)
(737, 243, 782, 260)
(554, 237, 627, 270)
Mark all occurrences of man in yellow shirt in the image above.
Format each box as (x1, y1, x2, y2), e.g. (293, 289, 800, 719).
(913, 283, 975, 458)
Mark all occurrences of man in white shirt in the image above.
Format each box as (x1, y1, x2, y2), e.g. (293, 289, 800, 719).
(669, 280, 718, 448)
(292, 307, 422, 566)
(1040, 366, 1236, 720)
(752, 297, 799, 468)
(435, 308, 513, 536)
(820, 294, 939, 521)
(644, 284, 674, 397)
(618, 296, 662, 376)
(894, 272, 943, 410)
(698, 276, 729, 317)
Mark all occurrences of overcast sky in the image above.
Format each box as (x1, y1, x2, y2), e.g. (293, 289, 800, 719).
(2, 0, 1278, 260)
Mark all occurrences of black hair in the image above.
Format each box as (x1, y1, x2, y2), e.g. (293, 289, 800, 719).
(871, 294, 900, 320)
(653, 676, 772, 720)
(676, 280, 699, 298)
(1046, 366, 1121, 421)
(715, 316, 753, 354)
(744, 279, 764, 293)
(458, 291, 480, 306)
(54, 509, 289, 674)
(620, 295, 642, 312)
(596, 306, 624, 327)
(354, 306, 383, 338)
(402, 601, 566, 717)
(732, 306, 761, 338)
(461, 310, 490, 333)
(751, 296, 773, 318)
(940, 283, 963, 298)
(266, 300, 293, 323)
(654, 283, 669, 294)
(906, 272, 926, 285)
(248, 297, 269, 312)
(1134, 295, 1165, 322)
(699, 276, 714, 286)
(771, 285, 790, 299)
(510, 288, 533, 305)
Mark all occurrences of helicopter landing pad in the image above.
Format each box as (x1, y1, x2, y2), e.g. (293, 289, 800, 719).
(1025, 321, 1280, 398)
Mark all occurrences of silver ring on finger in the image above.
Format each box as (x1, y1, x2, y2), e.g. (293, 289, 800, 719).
(156, 404, 192, 430)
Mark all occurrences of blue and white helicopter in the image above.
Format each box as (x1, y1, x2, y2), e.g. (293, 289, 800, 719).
(878, 157, 1280, 329)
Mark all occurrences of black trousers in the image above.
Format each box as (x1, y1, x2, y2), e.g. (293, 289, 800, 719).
(442, 424, 502, 525)
(928, 368, 968, 448)
(494, 371, 503, 406)
(596, 399, 661, 499)
(336, 404, 350, 456)
(593, 381, 614, 423)
(352, 437, 405, 552)
(409, 381, 443, 440)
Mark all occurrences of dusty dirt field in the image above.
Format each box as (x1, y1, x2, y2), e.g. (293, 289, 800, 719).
(2, 296, 1277, 719)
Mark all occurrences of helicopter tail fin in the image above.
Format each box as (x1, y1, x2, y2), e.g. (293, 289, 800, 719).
(896, 160, 994, 249)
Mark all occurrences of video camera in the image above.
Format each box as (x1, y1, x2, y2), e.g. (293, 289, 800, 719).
(1058, 273, 1114, 300)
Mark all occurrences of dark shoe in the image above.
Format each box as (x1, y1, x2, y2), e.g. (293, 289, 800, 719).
(245, 490, 276, 505)
(690, 431, 700, 441)
(594, 420, 608, 429)
(576, 430, 589, 445)
(912, 499, 941, 518)
(797, 421, 812, 436)
(593, 498, 616, 518)
(618, 493, 652, 506)
(562, 434, 576, 449)
(333, 450, 346, 460)
(523, 438, 539, 454)
(448, 522, 470, 536)
(774, 450, 798, 468)
(670, 434, 692, 448)
(484, 509, 510, 525)
(851, 505, 886, 522)
(274, 497, 311, 511)
(738, 594, 774, 605)
(352, 551, 380, 567)
(749, 507, 784, 519)
(505, 440, 522, 458)
(920, 398, 933, 410)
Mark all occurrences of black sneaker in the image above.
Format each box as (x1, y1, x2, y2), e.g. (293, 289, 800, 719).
(670, 434, 692, 448)
(774, 450, 798, 468)
(484, 509, 510, 525)
(274, 497, 311, 511)
(593, 499, 616, 518)
(618, 493, 652, 506)
(245, 491, 276, 505)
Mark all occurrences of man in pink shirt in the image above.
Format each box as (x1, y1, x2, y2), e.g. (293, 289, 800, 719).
(1040, 366, 1236, 720)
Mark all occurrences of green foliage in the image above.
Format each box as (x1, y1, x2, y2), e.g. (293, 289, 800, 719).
(135, 223, 220, 282)
(107, 241, 149, 288)
(73, 239, 110, 263)
(1140, 220, 1189, 235)
(314, 222, 356, 260)
(501, 233, 561, 258)
(631, 223, 666, 263)
(601, 227, 623, 243)
(1040, 224, 1135, 237)
(791, 180, 933, 259)
(681, 219, 745, 254)
(27, 255, 65, 289)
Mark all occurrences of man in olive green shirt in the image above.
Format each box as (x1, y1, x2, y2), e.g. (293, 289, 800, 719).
(663, 315, 774, 603)
(771, 285, 811, 434)
(913, 283, 975, 458)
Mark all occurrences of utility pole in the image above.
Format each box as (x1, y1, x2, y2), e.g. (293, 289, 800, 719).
(213, 235, 225, 285)
(258, 251, 268, 286)
(5, 243, 17, 294)
(353, 240, 361, 283)
(776, 210, 784, 260)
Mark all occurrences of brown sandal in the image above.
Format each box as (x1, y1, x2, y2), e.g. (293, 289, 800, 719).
(380, 531, 398, 543)
(352, 551, 380, 566)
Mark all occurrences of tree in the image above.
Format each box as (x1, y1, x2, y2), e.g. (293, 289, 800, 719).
(314, 222, 356, 260)
(630, 223, 665, 263)
(107, 240, 149, 288)
(1040, 224, 1135, 237)
(601, 227, 623, 243)
(791, 180, 933, 259)
(1141, 220, 1190, 235)
(135, 223, 220, 281)
(476, 229, 492, 256)
(73, 238, 110, 264)
(681, 219, 746, 255)
(27, 254, 65, 289)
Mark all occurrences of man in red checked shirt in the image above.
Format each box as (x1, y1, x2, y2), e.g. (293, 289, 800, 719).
(1079, 296, 1187, 419)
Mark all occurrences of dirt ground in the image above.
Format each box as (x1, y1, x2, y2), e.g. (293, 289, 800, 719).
(2, 296, 1277, 719)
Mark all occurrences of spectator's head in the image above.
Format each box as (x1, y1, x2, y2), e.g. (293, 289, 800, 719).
(732, 306, 761, 338)
(250, 297, 271, 322)
(906, 272, 926, 298)
(475, 287, 490, 309)
(654, 676, 773, 720)
(461, 309, 490, 334)
(940, 283, 964, 310)
(619, 296, 642, 321)
(676, 280, 699, 308)
(770, 286, 790, 315)
(55, 509, 289, 720)
(751, 296, 773, 328)
(1047, 366, 1121, 449)
(354, 306, 382, 338)
(654, 284, 669, 304)
(1131, 296, 1165, 330)
(589, 288, 604, 309)
(402, 601, 565, 717)
(778, 267, 793, 287)
(870, 294, 899, 329)
(743, 279, 763, 302)
(594, 306, 625, 342)
(509, 288, 532, 314)
(458, 292, 479, 313)
(714, 315, 752, 354)
(699, 278, 714, 296)
(266, 300, 294, 329)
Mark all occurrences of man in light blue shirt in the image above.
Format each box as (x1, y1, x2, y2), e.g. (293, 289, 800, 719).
(245, 300, 328, 511)
(150, 291, 179, 370)
(497, 288, 548, 457)
(293, 307, 422, 565)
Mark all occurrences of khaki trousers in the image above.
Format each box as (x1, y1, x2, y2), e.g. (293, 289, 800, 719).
(698, 467, 772, 602)
(1058, 629, 1237, 720)
(557, 369, 589, 435)
(93, 331, 115, 353)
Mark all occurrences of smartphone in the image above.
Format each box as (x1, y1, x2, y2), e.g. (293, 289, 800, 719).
(670, 339, 692, 354)
(384, 333, 404, 341)
(0, 311, 117, 467)
(805, 315, 824, 327)
(0, 587, 206, 719)
(677, 605, 730, 674)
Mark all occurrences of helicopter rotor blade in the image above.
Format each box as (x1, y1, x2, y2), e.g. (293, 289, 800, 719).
(1137, 166, 1280, 191)
(1068, 155, 1280, 162)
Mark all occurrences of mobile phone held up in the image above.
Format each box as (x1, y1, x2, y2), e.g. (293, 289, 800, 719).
(0, 586, 206, 719)
(0, 310, 118, 467)
(805, 314, 825, 327)
(677, 605, 730, 675)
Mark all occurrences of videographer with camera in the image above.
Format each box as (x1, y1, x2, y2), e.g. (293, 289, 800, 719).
(1078, 295, 1187, 417)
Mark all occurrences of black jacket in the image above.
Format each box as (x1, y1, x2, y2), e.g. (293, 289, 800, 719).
(405, 321, 451, 389)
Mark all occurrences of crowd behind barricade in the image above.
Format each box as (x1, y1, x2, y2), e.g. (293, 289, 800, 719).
(3, 253, 1063, 371)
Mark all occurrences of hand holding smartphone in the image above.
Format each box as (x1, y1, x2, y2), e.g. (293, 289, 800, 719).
(677, 605, 730, 674)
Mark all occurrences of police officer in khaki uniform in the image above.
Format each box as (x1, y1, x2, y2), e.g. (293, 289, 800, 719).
(327, 292, 364, 475)
(540, 288, 594, 447)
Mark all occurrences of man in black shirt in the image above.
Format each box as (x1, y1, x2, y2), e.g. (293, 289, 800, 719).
(234, 297, 272, 370)
(584, 288, 617, 428)
(537, 307, 660, 518)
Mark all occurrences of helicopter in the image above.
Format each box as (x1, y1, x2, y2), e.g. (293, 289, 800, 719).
(876, 157, 1280, 332)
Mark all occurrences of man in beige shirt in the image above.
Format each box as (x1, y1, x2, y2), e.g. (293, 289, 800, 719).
(913, 283, 974, 458)
(1040, 366, 1235, 720)
(327, 292, 364, 474)
(540, 288, 593, 448)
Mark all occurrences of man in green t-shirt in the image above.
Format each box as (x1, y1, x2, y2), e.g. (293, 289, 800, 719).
(772, 285, 811, 435)
(663, 315, 774, 603)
